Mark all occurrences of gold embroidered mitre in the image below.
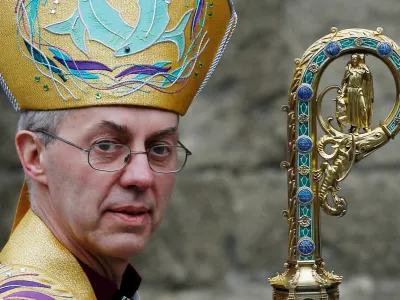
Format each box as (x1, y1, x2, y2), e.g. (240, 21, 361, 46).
(0, 0, 237, 115)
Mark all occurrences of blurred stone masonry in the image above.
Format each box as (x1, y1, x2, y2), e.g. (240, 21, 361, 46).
(2, 0, 400, 298)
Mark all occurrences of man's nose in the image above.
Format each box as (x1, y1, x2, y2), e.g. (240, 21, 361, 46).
(119, 153, 154, 191)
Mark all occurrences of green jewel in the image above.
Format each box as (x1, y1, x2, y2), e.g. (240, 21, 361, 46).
(43, 84, 49, 91)
(208, 12, 213, 17)
(34, 75, 40, 82)
(209, 2, 214, 7)
(194, 72, 199, 77)
(199, 61, 203, 68)
(96, 92, 102, 99)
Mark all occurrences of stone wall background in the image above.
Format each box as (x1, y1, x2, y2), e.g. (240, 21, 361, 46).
(2, 0, 400, 298)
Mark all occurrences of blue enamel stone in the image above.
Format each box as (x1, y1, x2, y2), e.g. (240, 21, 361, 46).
(297, 188, 314, 204)
(325, 41, 341, 57)
(297, 84, 313, 101)
(297, 136, 313, 153)
(377, 42, 392, 57)
(298, 238, 315, 256)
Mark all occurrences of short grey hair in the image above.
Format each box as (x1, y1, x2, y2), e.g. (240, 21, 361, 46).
(17, 110, 69, 203)
(18, 110, 69, 145)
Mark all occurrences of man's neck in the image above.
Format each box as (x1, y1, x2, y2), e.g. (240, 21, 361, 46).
(31, 203, 128, 288)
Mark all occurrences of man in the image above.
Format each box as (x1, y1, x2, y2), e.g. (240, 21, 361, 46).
(0, 1, 237, 299)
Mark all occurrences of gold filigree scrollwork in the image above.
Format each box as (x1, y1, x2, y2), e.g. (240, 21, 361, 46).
(285, 66, 301, 260)
(354, 37, 363, 47)
(314, 54, 390, 217)
(288, 264, 300, 287)
(299, 165, 310, 176)
(314, 127, 389, 217)
(298, 215, 311, 227)
(312, 264, 328, 285)
(269, 263, 290, 285)
(320, 289, 329, 300)
(288, 292, 296, 300)
(313, 133, 355, 217)
(320, 262, 343, 283)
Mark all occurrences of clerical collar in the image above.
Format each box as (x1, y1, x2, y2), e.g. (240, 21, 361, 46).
(77, 260, 141, 300)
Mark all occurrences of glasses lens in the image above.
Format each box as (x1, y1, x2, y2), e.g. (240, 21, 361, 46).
(89, 143, 130, 171)
(148, 145, 188, 173)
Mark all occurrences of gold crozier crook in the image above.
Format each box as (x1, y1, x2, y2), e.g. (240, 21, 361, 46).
(269, 27, 400, 300)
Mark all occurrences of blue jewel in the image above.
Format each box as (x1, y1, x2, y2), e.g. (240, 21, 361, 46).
(297, 136, 313, 153)
(377, 42, 392, 57)
(297, 188, 314, 205)
(298, 238, 315, 256)
(297, 84, 313, 101)
(325, 41, 341, 57)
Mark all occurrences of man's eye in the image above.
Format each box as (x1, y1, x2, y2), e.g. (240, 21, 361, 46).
(151, 145, 171, 156)
(95, 143, 119, 152)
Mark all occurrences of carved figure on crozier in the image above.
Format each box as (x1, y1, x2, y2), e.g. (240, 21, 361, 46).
(336, 54, 374, 133)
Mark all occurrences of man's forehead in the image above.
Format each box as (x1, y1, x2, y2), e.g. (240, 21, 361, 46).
(91, 120, 179, 137)
(61, 106, 179, 136)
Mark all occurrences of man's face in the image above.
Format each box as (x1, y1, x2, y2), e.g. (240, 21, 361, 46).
(42, 106, 178, 260)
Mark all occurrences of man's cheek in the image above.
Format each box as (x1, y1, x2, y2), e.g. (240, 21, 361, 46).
(67, 195, 97, 229)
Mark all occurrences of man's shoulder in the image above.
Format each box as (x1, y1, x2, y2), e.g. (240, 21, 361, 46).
(0, 262, 74, 299)
(0, 210, 97, 299)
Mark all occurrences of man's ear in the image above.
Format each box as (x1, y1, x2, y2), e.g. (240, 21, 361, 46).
(15, 130, 48, 185)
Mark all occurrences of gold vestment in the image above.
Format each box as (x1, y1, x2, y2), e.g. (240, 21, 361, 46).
(0, 210, 96, 299)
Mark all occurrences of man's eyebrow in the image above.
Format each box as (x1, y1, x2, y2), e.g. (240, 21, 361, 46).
(149, 126, 179, 139)
(94, 120, 128, 134)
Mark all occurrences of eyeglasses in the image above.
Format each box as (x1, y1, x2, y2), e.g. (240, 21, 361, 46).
(34, 129, 192, 173)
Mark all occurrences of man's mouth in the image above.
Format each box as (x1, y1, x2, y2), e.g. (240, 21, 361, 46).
(107, 206, 151, 226)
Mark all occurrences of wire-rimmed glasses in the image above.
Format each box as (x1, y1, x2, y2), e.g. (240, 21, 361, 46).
(34, 129, 192, 173)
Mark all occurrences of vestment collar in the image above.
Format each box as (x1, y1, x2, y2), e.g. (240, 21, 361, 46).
(0, 209, 96, 299)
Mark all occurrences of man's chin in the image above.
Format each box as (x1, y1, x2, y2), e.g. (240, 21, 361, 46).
(98, 232, 151, 258)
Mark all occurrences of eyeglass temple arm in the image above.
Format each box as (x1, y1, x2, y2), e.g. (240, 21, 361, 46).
(34, 129, 90, 152)
(178, 140, 192, 156)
